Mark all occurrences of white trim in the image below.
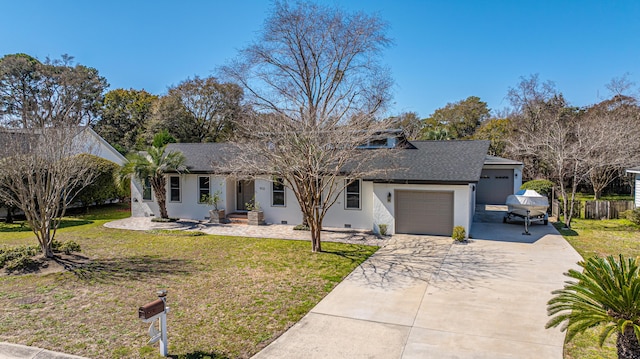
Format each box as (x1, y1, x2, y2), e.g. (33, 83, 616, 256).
(198, 176, 211, 203)
(344, 179, 362, 210)
(271, 178, 286, 207)
(169, 175, 181, 203)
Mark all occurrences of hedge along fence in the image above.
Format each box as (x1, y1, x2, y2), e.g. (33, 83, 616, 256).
(552, 200, 634, 220)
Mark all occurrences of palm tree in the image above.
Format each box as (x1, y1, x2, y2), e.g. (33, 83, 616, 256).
(546, 255, 640, 359)
(122, 144, 186, 219)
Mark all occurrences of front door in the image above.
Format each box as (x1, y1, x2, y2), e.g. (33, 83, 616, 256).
(236, 180, 255, 211)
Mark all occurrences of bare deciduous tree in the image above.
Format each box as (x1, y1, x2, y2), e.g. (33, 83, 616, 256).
(582, 95, 640, 199)
(219, 1, 393, 252)
(507, 75, 585, 227)
(0, 127, 96, 257)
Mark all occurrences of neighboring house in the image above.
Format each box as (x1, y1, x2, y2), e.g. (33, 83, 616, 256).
(0, 127, 126, 218)
(626, 167, 640, 208)
(132, 133, 523, 237)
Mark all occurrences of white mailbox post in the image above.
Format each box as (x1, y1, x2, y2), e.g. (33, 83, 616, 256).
(138, 290, 169, 357)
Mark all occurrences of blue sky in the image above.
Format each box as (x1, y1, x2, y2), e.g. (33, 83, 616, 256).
(2, 0, 639, 118)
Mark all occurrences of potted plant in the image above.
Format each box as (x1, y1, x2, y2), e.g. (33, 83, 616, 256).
(246, 199, 265, 225)
(203, 191, 228, 224)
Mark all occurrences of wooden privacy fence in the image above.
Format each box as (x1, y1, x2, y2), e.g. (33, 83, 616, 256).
(554, 200, 635, 219)
(584, 200, 634, 219)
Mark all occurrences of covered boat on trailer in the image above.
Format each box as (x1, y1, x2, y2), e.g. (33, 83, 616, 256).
(503, 190, 549, 233)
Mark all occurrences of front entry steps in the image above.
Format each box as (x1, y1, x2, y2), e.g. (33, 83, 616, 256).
(226, 212, 248, 225)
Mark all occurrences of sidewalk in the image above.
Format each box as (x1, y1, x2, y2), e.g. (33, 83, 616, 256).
(0, 342, 88, 359)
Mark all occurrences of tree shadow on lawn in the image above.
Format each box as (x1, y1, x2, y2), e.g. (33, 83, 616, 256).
(321, 245, 377, 266)
(169, 351, 231, 359)
(70, 255, 194, 283)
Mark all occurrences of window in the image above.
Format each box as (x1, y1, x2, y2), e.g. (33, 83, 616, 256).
(198, 176, 210, 203)
(345, 179, 361, 209)
(272, 178, 285, 206)
(142, 177, 152, 201)
(170, 176, 180, 202)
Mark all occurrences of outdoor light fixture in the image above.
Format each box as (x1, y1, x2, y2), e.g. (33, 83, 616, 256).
(387, 192, 392, 202)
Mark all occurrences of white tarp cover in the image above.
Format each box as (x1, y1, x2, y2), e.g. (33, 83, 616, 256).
(506, 189, 549, 211)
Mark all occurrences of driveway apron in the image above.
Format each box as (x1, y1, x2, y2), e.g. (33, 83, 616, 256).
(252, 223, 582, 359)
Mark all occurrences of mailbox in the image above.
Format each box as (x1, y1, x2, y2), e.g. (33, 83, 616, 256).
(138, 298, 165, 320)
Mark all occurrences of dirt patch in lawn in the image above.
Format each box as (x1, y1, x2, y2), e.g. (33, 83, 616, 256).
(0, 253, 91, 277)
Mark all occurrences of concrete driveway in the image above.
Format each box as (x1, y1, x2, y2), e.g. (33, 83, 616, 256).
(253, 212, 582, 358)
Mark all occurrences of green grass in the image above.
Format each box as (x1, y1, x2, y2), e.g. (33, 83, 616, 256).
(571, 193, 634, 202)
(555, 218, 640, 359)
(0, 204, 377, 359)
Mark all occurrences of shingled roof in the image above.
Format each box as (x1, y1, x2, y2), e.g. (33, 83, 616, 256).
(361, 140, 490, 183)
(166, 142, 233, 173)
(167, 140, 490, 183)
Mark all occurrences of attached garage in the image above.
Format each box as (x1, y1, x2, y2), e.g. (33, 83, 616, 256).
(395, 190, 454, 236)
(476, 169, 514, 205)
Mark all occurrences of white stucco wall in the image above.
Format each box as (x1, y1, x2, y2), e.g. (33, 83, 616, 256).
(131, 178, 158, 217)
(132, 173, 474, 236)
(372, 183, 473, 235)
(635, 174, 640, 208)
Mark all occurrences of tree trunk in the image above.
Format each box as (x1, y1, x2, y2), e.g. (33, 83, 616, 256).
(617, 326, 640, 359)
(5, 207, 14, 224)
(309, 217, 322, 252)
(152, 177, 169, 219)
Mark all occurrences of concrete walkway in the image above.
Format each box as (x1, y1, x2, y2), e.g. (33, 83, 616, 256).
(0, 342, 88, 359)
(104, 217, 387, 247)
(253, 220, 582, 358)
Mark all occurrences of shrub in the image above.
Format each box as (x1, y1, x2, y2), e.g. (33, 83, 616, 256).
(452, 226, 466, 242)
(293, 224, 310, 231)
(621, 209, 640, 225)
(52, 240, 82, 255)
(521, 179, 554, 198)
(75, 154, 125, 208)
(0, 245, 39, 271)
(378, 224, 388, 236)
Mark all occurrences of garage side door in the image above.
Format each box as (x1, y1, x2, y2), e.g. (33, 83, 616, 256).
(395, 191, 454, 236)
(476, 169, 513, 204)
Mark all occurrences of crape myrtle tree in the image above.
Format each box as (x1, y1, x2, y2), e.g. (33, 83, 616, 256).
(220, 1, 394, 252)
(0, 53, 107, 258)
(0, 127, 97, 257)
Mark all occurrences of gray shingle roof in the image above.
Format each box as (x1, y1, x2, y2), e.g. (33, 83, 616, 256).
(166, 142, 232, 172)
(167, 140, 491, 183)
(484, 155, 523, 166)
(361, 140, 490, 183)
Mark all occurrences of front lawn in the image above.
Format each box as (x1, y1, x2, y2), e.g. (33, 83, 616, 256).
(555, 218, 640, 359)
(0, 204, 377, 358)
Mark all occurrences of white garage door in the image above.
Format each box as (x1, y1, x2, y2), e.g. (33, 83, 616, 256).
(477, 169, 514, 204)
(395, 191, 454, 236)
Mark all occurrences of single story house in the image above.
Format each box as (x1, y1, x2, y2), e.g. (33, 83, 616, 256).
(132, 133, 522, 236)
(626, 167, 640, 208)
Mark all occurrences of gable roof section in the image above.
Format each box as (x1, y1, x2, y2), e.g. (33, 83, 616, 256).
(484, 155, 523, 166)
(167, 140, 490, 183)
